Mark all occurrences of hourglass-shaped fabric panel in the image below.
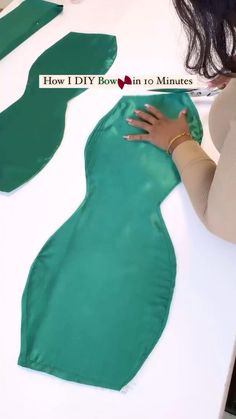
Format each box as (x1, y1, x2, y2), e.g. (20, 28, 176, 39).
(18, 93, 203, 390)
(0, 32, 117, 192)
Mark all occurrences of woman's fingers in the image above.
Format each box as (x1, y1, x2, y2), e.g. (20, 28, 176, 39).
(123, 133, 151, 141)
(133, 109, 157, 125)
(179, 108, 188, 117)
(144, 104, 165, 119)
(126, 118, 151, 131)
(123, 105, 167, 143)
(178, 109, 188, 121)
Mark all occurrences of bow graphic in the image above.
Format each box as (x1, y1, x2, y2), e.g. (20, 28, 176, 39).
(117, 75, 132, 89)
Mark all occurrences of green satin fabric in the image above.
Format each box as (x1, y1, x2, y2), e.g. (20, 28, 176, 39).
(0, 0, 63, 60)
(0, 32, 117, 192)
(18, 93, 203, 390)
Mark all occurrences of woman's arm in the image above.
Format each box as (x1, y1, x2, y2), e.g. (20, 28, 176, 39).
(124, 88, 236, 244)
(171, 123, 236, 243)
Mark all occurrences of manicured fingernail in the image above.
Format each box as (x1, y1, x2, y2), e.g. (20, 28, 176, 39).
(126, 118, 132, 123)
(134, 109, 140, 113)
(123, 135, 129, 139)
(145, 104, 151, 108)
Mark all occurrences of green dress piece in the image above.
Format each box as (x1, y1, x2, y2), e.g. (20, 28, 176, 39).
(0, 32, 117, 192)
(0, 0, 63, 60)
(18, 93, 203, 390)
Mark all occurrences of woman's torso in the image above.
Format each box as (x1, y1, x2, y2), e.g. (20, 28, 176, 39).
(208, 78, 236, 152)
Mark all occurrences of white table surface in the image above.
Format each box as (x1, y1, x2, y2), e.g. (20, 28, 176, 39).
(0, 1, 236, 419)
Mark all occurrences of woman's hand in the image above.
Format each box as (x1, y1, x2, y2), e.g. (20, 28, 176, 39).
(123, 104, 191, 152)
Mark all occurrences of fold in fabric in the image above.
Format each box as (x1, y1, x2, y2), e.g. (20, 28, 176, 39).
(0, 32, 117, 192)
(0, 0, 63, 60)
(18, 93, 203, 390)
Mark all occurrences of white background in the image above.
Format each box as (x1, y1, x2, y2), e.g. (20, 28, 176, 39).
(0, 1, 236, 419)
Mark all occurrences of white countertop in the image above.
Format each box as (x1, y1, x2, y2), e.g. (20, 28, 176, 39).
(0, 1, 235, 419)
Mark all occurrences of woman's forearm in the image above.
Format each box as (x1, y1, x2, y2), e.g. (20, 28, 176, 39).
(171, 133, 236, 244)
(172, 140, 217, 221)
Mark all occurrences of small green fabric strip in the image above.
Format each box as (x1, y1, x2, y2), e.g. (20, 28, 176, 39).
(0, 0, 63, 60)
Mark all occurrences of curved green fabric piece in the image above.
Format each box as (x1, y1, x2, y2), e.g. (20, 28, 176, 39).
(0, 32, 117, 192)
(0, 0, 63, 60)
(18, 93, 203, 390)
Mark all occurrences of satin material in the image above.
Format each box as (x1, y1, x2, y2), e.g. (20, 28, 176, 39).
(0, 0, 63, 60)
(0, 32, 117, 192)
(18, 93, 203, 390)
